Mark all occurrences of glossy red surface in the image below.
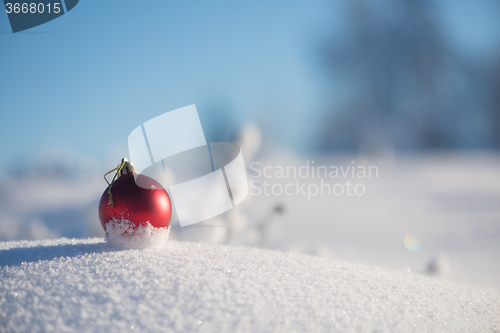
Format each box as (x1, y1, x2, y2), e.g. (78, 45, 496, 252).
(98, 173, 172, 231)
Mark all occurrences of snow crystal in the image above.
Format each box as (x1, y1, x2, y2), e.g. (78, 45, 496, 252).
(0, 238, 499, 333)
(104, 218, 170, 250)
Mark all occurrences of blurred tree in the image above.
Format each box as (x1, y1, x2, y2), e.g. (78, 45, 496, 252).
(317, 0, 500, 152)
(199, 101, 241, 143)
(491, 60, 500, 148)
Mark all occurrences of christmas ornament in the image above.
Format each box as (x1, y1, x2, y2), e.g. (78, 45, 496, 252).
(98, 158, 172, 232)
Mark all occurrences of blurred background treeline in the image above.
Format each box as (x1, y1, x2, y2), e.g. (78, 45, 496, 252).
(317, 0, 500, 153)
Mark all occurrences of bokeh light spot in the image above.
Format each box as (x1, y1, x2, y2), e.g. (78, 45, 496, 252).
(404, 232, 422, 252)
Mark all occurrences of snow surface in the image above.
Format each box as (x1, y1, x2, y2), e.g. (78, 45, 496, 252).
(1, 237, 499, 333)
(2, 152, 500, 290)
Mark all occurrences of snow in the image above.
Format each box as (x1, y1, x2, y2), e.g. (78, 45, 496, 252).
(1, 151, 500, 331)
(231, 152, 500, 290)
(2, 152, 500, 290)
(1, 237, 499, 332)
(104, 219, 170, 250)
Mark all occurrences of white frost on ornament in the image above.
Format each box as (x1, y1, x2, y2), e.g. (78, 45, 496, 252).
(105, 218, 170, 250)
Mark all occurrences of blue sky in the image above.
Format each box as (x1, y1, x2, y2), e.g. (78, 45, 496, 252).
(1, 0, 499, 168)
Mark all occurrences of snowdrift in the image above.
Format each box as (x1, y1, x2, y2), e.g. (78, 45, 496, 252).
(1, 238, 499, 332)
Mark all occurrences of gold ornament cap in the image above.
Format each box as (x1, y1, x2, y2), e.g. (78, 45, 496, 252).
(103, 158, 137, 207)
(118, 158, 137, 177)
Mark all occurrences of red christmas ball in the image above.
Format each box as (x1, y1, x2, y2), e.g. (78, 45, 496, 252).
(98, 161, 172, 232)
